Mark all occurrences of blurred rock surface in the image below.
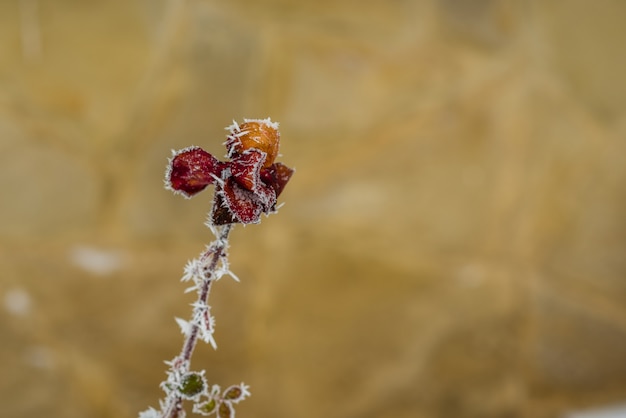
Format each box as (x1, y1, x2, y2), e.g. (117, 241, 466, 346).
(1, 1, 625, 417)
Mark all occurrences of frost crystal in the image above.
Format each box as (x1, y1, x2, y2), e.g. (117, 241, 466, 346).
(191, 302, 217, 350)
(138, 407, 160, 418)
(175, 317, 192, 336)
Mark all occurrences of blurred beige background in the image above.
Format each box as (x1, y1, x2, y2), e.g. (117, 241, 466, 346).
(1, 0, 626, 417)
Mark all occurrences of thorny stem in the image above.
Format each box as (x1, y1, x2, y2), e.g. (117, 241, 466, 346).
(162, 224, 232, 418)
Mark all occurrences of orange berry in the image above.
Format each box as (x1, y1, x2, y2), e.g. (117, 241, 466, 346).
(228, 120, 280, 168)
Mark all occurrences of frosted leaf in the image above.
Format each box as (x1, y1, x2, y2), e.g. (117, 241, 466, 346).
(138, 407, 160, 418)
(178, 371, 207, 400)
(222, 383, 251, 404)
(217, 401, 234, 418)
(194, 398, 218, 416)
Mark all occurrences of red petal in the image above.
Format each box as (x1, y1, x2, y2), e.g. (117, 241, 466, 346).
(229, 149, 266, 192)
(261, 163, 294, 197)
(220, 178, 263, 224)
(167, 147, 223, 197)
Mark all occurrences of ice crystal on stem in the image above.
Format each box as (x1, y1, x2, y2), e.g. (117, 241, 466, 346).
(141, 118, 293, 418)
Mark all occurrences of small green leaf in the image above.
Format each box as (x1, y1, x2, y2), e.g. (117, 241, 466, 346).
(179, 372, 205, 399)
(194, 399, 217, 416)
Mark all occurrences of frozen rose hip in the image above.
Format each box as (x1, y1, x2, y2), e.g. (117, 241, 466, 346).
(226, 120, 280, 168)
(166, 118, 294, 225)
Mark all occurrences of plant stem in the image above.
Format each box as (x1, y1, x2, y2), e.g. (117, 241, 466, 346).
(162, 224, 232, 418)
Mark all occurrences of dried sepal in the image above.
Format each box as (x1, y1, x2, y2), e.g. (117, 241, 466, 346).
(228, 149, 266, 191)
(210, 193, 239, 225)
(220, 179, 264, 225)
(166, 147, 224, 198)
(261, 163, 295, 198)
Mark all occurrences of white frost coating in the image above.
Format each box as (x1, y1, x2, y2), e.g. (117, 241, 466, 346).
(138, 407, 160, 418)
(227, 269, 240, 282)
(243, 117, 279, 131)
(182, 259, 199, 282)
(225, 117, 278, 133)
(161, 357, 189, 395)
(189, 300, 217, 349)
(184, 285, 198, 294)
(175, 317, 192, 336)
(212, 253, 240, 282)
(224, 119, 240, 132)
(239, 382, 252, 401)
(210, 173, 225, 187)
(4, 287, 32, 316)
(199, 315, 217, 350)
(232, 129, 250, 138)
(69, 246, 125, 276)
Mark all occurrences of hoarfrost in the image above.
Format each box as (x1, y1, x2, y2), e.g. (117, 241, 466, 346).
(175, 317, 192, 336)
(138, 407, 160, 418)
(182, 259, 200, 282)
(243, 117, 279, 130)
